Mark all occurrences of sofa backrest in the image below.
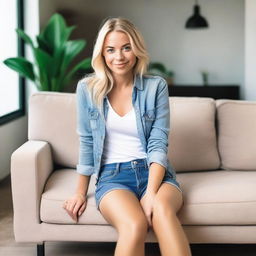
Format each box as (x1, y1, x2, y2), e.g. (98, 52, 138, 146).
(216, 99, 256, 171)
(168, 97, 220, 172)
(28, 92, 221, 172)
(29, 92, 78, 169)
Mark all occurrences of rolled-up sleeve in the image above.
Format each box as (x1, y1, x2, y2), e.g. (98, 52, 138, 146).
(76, 81, 94, 176)
(147, 79, 170, 170)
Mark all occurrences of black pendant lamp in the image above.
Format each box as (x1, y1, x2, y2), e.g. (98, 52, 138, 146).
(185, 0, 209, 29)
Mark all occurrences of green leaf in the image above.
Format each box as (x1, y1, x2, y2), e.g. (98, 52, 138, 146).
(51, 45, 66, 77)
(167, 70, 174, 77)
(36, 35, 52, 55)
(148, 62, 167, 73)
(60, 40, 86, 74)
(39, 71, 50, 91)
(62, 57, 91, 88)
(15, 28, 34, 48)
(3, 57, 35, 81)
(34, 48, 54, 76)
(63, 25, 76, 42)
(50, 77, 59, 91)
(4, 13, 91, 92)
(40, 13, 67, 50)
(33, 48, 54, 90)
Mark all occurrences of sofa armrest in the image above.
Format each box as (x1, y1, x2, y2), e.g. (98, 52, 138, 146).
(10, 140, 53, 242)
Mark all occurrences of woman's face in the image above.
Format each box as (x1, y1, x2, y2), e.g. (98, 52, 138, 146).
(102, 31, 137, 77)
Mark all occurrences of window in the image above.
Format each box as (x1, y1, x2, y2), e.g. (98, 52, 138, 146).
(0, 0, 25, 125)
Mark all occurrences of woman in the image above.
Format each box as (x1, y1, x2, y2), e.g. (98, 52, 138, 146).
(63, 17, 191, 256)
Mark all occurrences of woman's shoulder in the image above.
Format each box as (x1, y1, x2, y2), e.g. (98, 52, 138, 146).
(77, 73, 96, 95)
(78, 73, 95, 88)
(142, 74, 168, 90)
(76, 74, 96, 105)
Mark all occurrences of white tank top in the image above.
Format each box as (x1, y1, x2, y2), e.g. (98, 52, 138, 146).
(101, 97, 147, 165)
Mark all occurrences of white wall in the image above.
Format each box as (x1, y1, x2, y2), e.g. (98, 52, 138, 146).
(0, 119, 28, 180)
(40, 0, 245, 97)
(0, 0, 40, 181)
(245, 0, 256, 100)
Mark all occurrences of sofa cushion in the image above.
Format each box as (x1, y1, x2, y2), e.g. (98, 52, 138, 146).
(216, 100, 256, 171)
(169, 97, 220, 172)
(29, 92, 78, 169)
(177, 169, 256, 225)
(29, 93, 220, 173)
(41, 169, 256, 225)
(40, 169, 102, 224)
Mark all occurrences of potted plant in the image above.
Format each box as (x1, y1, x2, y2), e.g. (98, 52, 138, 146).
(3, 13, 91, 92)
(201, 70, 209, 86)
(147, 62, 174, 85)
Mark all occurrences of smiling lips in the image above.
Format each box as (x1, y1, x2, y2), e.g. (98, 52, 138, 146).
(115, 62, 128, 67)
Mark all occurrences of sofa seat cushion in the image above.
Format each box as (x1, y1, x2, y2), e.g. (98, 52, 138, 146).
(40, 169, 103, 224)
(178, 170, 256, 225)
(41, 169, 256, 225)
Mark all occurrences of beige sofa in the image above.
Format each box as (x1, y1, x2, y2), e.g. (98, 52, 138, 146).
(11, 91, 256, 256)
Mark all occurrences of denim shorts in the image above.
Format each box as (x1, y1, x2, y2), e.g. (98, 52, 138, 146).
(95, 158, 182, 212)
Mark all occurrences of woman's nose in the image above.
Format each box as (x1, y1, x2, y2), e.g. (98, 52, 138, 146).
(115, 50, 124, 60)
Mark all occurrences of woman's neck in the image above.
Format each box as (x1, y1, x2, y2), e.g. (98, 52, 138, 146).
(112, 72, 134, 89)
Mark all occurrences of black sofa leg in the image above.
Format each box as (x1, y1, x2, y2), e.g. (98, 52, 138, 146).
(37, 243, 45, 256)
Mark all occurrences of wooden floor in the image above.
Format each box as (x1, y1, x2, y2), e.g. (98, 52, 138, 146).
(1, 175, 256, 256)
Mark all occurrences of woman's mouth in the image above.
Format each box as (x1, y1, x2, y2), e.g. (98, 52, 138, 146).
(115, 62, 128, 67)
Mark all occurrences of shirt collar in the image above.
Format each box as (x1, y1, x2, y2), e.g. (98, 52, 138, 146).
(103, 73, 143, 100)
(134, 73, 143, 91)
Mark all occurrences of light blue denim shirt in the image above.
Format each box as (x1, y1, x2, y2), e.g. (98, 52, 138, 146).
(76, 74, 176, 184)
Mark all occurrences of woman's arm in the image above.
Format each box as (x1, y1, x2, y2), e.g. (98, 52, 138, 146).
(141, 79, 170, 225)
(63, 81, 94, 221)
(146, 78, 170, 189)
(141, 162, 166, 226)
(146, 78, 170, 171)
(75, 174, 91, 196)
(76, 81, 95, 176)
(146, 162, 165, 194)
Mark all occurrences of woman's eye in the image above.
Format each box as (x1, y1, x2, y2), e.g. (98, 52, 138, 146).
(124, 46, 131, 51)
(107, 49, 114, 53)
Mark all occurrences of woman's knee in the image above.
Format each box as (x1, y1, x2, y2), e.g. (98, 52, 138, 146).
(118, 215, 148, 241)
(99, 189, 149, 240)
(153, 184, 183, 219)
(153, 199, 177, 220)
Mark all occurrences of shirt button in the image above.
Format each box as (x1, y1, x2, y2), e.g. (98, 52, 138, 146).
(133, 161, 137, 164)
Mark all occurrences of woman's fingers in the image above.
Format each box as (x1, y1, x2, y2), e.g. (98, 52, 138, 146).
(63, 197, 86, 222)
(67, 201, 77, 221)
(63, 199, 77, 221)
(78, 202, 86, 216)
(67, 200, 76, 213)
(72, 201, 83, 221)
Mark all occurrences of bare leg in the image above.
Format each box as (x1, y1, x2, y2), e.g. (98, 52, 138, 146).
(99, 189, 149, 256)
(145, 183, 192, 256)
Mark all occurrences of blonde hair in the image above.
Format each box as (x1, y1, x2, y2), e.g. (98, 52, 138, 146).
(81, 17, 149, 114)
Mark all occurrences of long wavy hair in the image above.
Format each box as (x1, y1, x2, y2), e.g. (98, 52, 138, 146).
(81, 17, 149, 114)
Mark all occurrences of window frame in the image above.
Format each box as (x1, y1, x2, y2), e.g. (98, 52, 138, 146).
(0, 0, 25, 125)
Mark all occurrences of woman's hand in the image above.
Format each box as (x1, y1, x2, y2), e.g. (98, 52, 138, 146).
(140, 191, 156, 227)
(62, 193, 87, 222)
